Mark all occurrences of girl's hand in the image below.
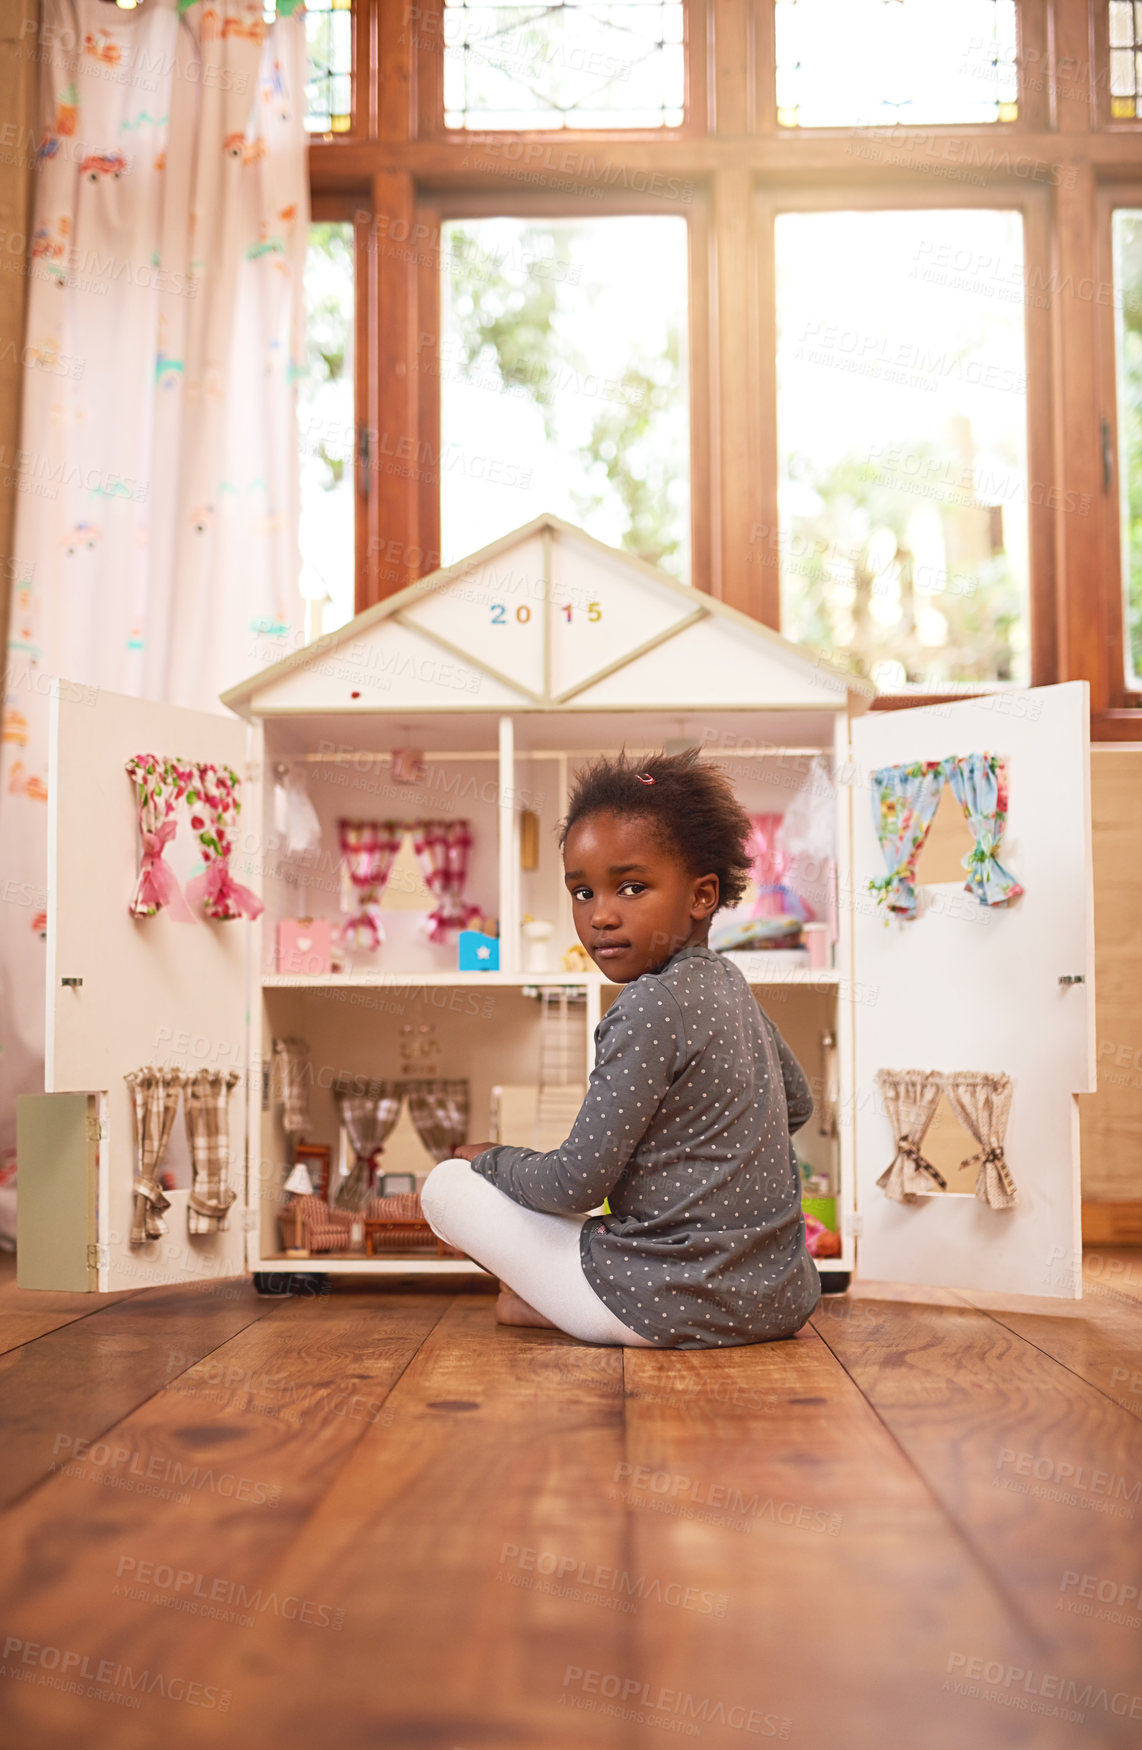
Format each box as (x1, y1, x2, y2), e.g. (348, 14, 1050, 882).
(452, 1142, 496, 1162)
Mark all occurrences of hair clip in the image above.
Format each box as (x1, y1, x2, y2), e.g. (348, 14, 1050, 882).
(637, 772, 656, 785)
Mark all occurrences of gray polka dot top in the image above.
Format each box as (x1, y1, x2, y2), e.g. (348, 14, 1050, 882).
(472, 943, 821, 1348)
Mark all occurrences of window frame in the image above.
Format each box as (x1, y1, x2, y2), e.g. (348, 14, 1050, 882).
(303, 0, 1142, 736)
(304, 0, 372, 143)
(1095, 180, 1142, 712)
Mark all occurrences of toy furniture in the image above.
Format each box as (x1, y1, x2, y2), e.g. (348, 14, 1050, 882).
(18, 512, 1096, 1300)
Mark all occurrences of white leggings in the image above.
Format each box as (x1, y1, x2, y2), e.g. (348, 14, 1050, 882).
(420, 1158, 655, 1347)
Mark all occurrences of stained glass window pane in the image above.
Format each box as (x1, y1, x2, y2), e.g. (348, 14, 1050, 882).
(298, 223, 356, 640)
(774, 210, 1030, 688)
(439, 217, 689, 575)
(1109, 2, 1142, 118)
(304, 0, 353, 134)
(442, 1, 685, 130)
(775, 0, 1019, 128)
(1112, 211, 1142, 686)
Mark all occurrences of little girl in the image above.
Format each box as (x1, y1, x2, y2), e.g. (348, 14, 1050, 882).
(420, 748, 821, 1349)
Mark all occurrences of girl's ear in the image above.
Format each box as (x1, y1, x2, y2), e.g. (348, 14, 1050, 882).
(692, 872, 719, 918)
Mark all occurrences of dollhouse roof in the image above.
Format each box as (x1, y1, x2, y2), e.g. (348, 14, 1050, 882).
(221, 513, 876, 718)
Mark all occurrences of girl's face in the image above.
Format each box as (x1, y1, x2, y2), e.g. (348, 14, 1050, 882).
(563, 810, 719, 983)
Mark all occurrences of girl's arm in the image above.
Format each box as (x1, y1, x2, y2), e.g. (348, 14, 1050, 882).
(469, 981, 682, 1215)
(765, 1017, 814, 1134)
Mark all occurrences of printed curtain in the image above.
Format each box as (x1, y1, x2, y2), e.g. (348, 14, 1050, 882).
(868, 761, 947, 922)
(333, 1077, 403, 1211)
(338, 819, 404, 951)
(0, 0, 308, 1174)
(124, 1065, 183, 1243)
(873, 1069, 947, 1204)
(411, 819, 481, 942)
(185, 761, 263, 920)
(125, 753, 196, 920)
(945, 753, 1024, 909)
(942, 1071, 1017, 1210)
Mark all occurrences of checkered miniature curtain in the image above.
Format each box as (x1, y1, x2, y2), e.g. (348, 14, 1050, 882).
(405, 1079, 469, 1160)
(942, 1071, 1017, 1210)
(874, 1069, 946, 1203)
(272, 1036, 312, 1136)
(410, 820, 481, 942)
(184, 1069, 241, 1234)
(333, 1078, 403, 1211)
(124, 1067, 184, 1244)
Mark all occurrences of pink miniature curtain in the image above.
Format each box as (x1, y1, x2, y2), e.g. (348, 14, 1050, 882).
(411, 820, 481, 942)
(185, 763, 263, 921)
(745, 813, 808, 920)
(338, 819, 403, 951)
(125, 754, 197, 921)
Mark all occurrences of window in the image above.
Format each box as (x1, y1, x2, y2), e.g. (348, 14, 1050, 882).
(1112, 209, 1142, 687)
(298, 221, 356, 638)
(304, 0, 354, 133)
(774, 209, 1030, 687)
(441, 0, 685, 129)
(438, 215, 690, 576)
(775, 0, 1019, 128)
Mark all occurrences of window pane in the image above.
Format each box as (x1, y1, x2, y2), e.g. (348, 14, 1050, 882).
(774, 210, 1030, 688)
(1109, 1, 1142, 117)
(775, 0, 1018, 127)
(1112, 210, 1142, 687)
(439, 216, 690, 576)
(442, 1, 685, 130)
(298, 222, 355, 637)
(303, 0, 354, 133)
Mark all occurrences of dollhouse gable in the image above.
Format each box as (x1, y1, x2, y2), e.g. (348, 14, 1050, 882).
(221, 514, 872, 717)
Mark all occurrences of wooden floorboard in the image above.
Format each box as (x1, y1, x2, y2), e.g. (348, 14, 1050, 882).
(0, 1266, 139, 1357)
(813, 1284, 1142, 1746)
(0, 1269, 1138, 1749)
(0, 1290, 448, 1750)
(0, 1278, 279, 1510)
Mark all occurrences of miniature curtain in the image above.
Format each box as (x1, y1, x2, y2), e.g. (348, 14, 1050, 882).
(125, 1067, 184, 1245)
(745, 814, 808, 920)
(338, 819, 403, 951)
(411, 820, 481, 942)
(868, 761, 947, 921)
(184, 1069, 241, 1234)
(185, 764, 264, 922)
(874, 1070, 947, 1203)
(942, 1071, 1017, 1210)
(405, 1079, 470, 1159)
(946, 754, 1024, 909)
(125, 755, 197, 922)
(333, 1077, 403, 1210)
(272, 1036, 312, 1136)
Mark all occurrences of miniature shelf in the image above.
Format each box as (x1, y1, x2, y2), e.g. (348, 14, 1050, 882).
(261, 967, 840, 991)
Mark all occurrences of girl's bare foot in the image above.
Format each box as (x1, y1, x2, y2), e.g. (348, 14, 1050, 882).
(495, 1284, 557, 1329)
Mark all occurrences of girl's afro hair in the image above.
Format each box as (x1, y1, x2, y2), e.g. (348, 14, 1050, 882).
(558, 746, 752, 913)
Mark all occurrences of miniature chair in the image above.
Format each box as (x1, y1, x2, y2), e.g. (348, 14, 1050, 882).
(287, 1194, 354, 1255)
(363, 1193, 466, 1259)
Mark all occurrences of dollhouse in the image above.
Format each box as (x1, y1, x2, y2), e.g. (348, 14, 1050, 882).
(18, 513, 1095, 1300)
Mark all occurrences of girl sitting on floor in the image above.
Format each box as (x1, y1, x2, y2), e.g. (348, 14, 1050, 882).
(420, 747, 821, 1349)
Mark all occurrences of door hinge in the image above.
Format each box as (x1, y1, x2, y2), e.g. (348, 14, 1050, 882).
(357, 423, 371, 499)
(245, 760, 261, 783)
(85, 1114, 106, 1144)
(1058, 974, 1085, 986)
(1101, 414, 1114, 493)
(261, 1062, 271, 1110)
(86, 1243, 109, 1271)
(841, 1211, 864, 1238)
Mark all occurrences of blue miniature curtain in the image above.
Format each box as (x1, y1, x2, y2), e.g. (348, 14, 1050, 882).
(868, 761, 947, 920)
(946, 753, 1024, 908)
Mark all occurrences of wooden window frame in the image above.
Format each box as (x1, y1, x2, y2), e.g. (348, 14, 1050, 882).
(1095, 179, 1142, 716)
(305, 0, 1142, 737)
(305, 0, 373, 143)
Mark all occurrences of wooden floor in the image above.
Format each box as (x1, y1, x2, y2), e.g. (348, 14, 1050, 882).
(1, 1254, 1140, 1750)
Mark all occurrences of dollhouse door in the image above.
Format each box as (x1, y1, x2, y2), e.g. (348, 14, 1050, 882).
(25, 685, 254, 1292)
(849, 682, 1094, 1298)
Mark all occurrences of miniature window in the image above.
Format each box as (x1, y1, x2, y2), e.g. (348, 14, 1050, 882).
(774, 208, 1031, 686)
(911, 781, 977, 887)
(297, 221, 355, 645)
(441, 0, 685, 130)
(775, 0, 1019, 128)
(1111, 209, 1142, 689)
(439, 215, 690, 578)
(303, 0, 354, 134)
